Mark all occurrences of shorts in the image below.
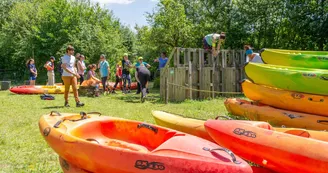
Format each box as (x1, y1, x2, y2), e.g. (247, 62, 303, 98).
(29, 76, 36, 80)
(203, 38, 212, 50)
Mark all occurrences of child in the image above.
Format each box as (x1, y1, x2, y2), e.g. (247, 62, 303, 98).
(86, 64, 101, 86)
(26, 58, 37, 85)
(111, 62, 123, 94)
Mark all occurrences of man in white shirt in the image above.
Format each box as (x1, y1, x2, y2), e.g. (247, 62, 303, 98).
(61, 45, 84, 107)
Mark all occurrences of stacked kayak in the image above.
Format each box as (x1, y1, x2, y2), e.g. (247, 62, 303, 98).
(224, 98, 328, 131)
(39, 111, 252, 173)
(10, 85, 73, 94)
(260, 48, 328, 69)
(205, 119, 328, 173)
(244, 62, 328, 96)
(242, 79, 328, 116)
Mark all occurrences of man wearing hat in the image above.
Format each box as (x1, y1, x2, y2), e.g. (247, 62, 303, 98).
(122, 53, 133, 93)
(44, 56, 56, 85)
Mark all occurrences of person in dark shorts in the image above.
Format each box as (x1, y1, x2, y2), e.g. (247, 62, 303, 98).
(121, 53, 133, 94)
(135, 57, 151, 102)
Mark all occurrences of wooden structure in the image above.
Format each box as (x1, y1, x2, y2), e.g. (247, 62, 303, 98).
(160, 47, 246, 102)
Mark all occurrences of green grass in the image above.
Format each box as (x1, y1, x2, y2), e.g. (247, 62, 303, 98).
(0, 86, 234, 173)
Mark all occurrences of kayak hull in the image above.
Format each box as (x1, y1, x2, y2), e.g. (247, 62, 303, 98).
(205, 119, 328, 173)
(245, 62, 328, 96)
(224, 98, 328, 131)
(261, 48, 328, 69)
(242, 79, 328, 116)
(39, 112, 252, 173)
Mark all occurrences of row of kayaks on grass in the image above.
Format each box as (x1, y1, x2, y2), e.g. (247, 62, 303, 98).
(39, 110, 328, 173)
(10, 81, 138, 95)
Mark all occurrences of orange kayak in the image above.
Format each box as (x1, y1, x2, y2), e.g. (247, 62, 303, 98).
(59, 157, 91, 173)
(81, 78, 138, 90)
(242, 79, 328, 117)
(225, 98, 328, 131)
(39, 111, 252, 173)
(205, 119, 328, 173)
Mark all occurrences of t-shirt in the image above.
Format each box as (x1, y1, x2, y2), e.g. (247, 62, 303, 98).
(77, 60, 86, 75)
(61, 54, 76, 77)
(158, 57, 168, 69)
(87, 70, 95, 80)
(205, 34, 221, 46)
(116, 67, 122, 77)
(122, 59, 132, 75)
(29, 64, 36, 77)
(135, 62, 149, 68)
(99, 60, 109, 77)
(247, 53, 264, 63)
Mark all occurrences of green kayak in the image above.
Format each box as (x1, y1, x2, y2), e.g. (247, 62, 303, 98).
(245, 62, 328, 96)
(260, 48, 328, 69)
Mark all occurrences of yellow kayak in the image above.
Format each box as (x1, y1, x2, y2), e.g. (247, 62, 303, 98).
(151, 110, 328, 142)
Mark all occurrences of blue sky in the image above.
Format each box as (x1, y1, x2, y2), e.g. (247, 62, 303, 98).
(91, 0, 159, 28)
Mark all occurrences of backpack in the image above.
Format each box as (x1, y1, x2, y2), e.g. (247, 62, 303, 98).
(40, 94, 55, 100)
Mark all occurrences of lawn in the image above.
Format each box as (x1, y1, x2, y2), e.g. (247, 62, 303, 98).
(0, 86, 234, 173)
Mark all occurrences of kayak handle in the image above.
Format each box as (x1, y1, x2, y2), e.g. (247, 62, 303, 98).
(86, 138, 100, 144)
(203, 147, 241, 164)
(54, 120, 64, 128)
(317, 120, 328, 124)
(215, 116, 233, 120)
(320, 76, 328, 81)
(137, 123, 158, 134)
(87, 112, 102, 116)
(50, 111, 61, 116)
(308, 98, 324, 102)
(70, 112, 88, 122)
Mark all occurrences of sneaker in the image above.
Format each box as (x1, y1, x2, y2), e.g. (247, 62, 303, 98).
(64, 102, 70, 107)
(111, 90, 117, 94)
(76, 101, 85, 107)
(127, 90, 131, 93)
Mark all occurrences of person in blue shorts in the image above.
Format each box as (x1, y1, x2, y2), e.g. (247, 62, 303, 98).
(26, 58, 37, 85)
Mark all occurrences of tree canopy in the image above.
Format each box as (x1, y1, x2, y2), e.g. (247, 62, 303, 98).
(0, 0, 327, 83)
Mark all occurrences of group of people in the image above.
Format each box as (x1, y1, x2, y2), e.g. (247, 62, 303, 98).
(26, 45, 169, 106)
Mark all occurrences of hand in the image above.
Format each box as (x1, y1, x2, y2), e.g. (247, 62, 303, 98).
(75, 74, 81, 79)
(107, 76, 110, 80)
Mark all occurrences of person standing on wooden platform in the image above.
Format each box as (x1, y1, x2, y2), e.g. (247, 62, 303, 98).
(203, 32, 225, 57)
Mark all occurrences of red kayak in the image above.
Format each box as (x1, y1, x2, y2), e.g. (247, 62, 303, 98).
(10, 85, 72, 94)
(205, 120, 328, 173)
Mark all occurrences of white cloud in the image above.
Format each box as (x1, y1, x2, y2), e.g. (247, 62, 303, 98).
(90, 0, 135, 5)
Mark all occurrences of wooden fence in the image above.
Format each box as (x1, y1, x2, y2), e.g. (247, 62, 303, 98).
(160, 47, 247, 102)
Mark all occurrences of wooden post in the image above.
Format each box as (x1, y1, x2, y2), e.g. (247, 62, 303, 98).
(165, 77, 169, 104)
(188, 60, 192, 99)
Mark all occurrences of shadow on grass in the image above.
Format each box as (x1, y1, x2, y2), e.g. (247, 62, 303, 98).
(43, 106, 65, 109)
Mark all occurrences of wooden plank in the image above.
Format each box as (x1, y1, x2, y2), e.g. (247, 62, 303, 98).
(188, 60, 192, 99)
